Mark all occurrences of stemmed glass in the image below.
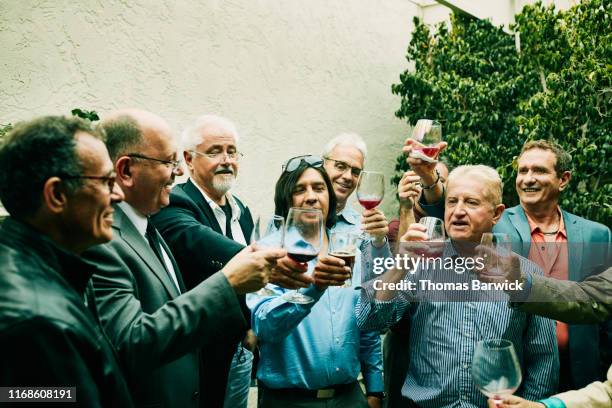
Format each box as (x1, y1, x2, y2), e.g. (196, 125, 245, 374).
(416, 216, 445, 258)
(409, 119, 442, 163)
(251, 215, 284, 297)
(356, 171, 385, 211)
(281, 207, 323, 304)
(329, 231, 359, 287)
(480, 233, 512, 277)
(472, 339, 522, 406)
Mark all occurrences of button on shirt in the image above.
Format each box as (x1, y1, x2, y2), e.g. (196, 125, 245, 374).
(356, 242, 559, 408)
(117, 202, 182, 293)
(191, 179, 247, 245)
(246, 227, 384, 392)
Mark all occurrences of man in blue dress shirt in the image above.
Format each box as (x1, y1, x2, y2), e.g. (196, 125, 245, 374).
(248, 156, 385, 407)
(357, 165, 559, 408)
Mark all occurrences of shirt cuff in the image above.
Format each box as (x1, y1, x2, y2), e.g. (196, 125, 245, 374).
(538, 397, 566, 408)
(363, 371, 384, 393)
(298, 284, 326, 303)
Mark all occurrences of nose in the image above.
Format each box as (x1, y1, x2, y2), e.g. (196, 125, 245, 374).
(172, 164, 184, 177)
(111, 182, 125, 203)
(304, 187, 318, 205)
(453, 200, 467, 215)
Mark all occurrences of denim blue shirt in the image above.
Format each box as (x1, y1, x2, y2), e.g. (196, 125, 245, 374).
(247, 220, 388, 392)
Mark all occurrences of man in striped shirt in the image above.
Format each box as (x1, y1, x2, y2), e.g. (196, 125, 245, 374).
(356, 165, 559, 407)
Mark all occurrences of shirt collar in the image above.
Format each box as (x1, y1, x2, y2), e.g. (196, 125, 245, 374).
(190, 178, 241, 220)
(117, 201, 148, 238)
(336, 205, 360, 225)
(526, 206, 566, 237)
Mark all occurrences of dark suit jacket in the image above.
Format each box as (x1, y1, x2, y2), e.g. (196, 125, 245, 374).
(151, 180, 252, 407)
(495, 205, 611, 388)
(84, 205, 247, 408)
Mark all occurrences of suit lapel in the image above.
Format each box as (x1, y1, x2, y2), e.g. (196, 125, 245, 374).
(159, 236, 186, 293)
(184, 179, 223, 234)
(114, 206, 180, 298)
(563, 210, 583, 281)
(508, 206, 532, 257)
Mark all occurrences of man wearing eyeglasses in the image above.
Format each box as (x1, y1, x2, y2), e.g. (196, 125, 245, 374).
(82, 109, 285, 408)
(0, 116, 133, 407)
(322, 133, 391, 282)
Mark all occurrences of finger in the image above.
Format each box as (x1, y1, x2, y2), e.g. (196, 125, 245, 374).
(400, 230, 428, 242)
(437, 141, 448, 152)
(315, 278, 349, 286)
(315, 263, 350, 275)
(261, 248, 287, 261)
(318, 255, 346, 267)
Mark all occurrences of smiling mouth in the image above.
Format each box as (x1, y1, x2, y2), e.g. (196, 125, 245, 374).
(335, 181, 352, 190)
(522, 187, 540, 192)
(215, 169, 234, 175)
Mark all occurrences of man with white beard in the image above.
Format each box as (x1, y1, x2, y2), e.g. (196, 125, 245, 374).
(152, 114, 256, 408)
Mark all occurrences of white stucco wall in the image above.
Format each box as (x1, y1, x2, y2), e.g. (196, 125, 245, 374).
(0, 0, 427, 219)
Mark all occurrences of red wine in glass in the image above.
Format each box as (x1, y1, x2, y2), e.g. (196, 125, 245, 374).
(356, 171, 385, 211)
(287, 251, 319, 263)
(412, 146, 440, 159)
(329, 250, 355, 269)
(358, 197, 382, 210)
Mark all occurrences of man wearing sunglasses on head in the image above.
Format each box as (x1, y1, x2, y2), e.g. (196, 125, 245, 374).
(322, 133, 391, 285)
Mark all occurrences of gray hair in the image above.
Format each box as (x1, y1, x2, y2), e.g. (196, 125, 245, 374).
(447, 165, 503, 206)
(322, 132, 367, 161)
(181, 114, 239, 152)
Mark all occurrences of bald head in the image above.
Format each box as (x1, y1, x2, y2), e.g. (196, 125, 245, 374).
(101, 109, 174, 161)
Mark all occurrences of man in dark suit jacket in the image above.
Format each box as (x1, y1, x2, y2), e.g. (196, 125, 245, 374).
(152, 115, 311, 408)
(83, 109, 284, 408)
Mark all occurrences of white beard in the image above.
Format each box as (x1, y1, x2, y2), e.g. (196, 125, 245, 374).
(212, 174, 236, 196)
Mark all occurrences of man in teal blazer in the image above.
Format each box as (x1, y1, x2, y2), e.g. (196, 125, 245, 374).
(493, 140, 610, 390)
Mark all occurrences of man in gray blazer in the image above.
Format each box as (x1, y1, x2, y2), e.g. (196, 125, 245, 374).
(83, 109, 284, 408)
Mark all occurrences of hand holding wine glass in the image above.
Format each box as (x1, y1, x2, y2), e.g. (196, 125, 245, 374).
(281, 207, 323, 304)
(477, 233, 522, 287)
(472, 339, 522, 407)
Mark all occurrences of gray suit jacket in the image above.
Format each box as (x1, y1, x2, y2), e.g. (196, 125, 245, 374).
(495, 205, 611, 388)
(520, 267, 612, 324)
(83, 205, 247, 408)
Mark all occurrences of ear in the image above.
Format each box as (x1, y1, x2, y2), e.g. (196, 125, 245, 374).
(558, 171, 571, 191)
(491, 203, 505, 225)
(42, 177, 69, 214)
(115, 156, 135, 188)
(183, 150, 194, 170)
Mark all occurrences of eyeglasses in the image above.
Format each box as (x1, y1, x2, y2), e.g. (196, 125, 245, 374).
(281, 155, 324, 173)
(127, 153, 182, 170)
(63, 173, 117, 194)
(189, 150, 243, 161)
(323, 157, 362, 177)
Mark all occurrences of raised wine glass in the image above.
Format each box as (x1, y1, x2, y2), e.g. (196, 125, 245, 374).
(471, 339, 522, 406)
(480, 232, 512, 277)
(356, 171, 385, 211)
(409, 119, 442, 163)
(251, 215, 284, 297)
(329, 231, 359, 287)
(416, 216, 445, 258)
(281, 207, 323, 304)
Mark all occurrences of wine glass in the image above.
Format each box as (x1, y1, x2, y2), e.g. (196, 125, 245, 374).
(480, 233, 512, 277)
(281, 207, 323, 304)
(251, 215, 284, 297)
(356, 171, 385, 211)
(472, 339, 522, 406)
(329, 231, 359, 287)
(409, 119, 442, 163)
(416, 216, 445, 258)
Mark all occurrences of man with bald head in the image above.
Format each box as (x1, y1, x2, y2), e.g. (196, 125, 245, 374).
(83, 109, 285, 408)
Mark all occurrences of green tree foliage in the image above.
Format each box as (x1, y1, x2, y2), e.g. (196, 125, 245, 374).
(392, 0, 610, 225)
